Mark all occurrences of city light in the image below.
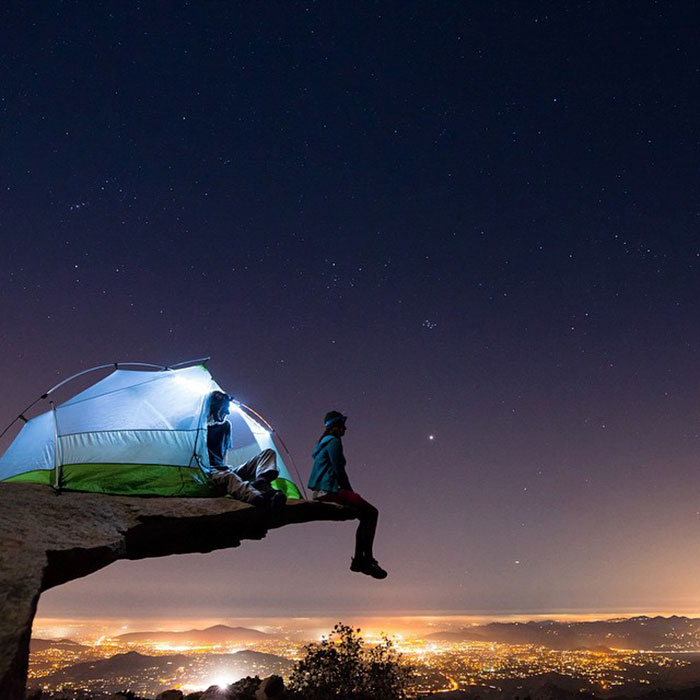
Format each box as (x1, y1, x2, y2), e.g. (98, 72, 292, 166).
(27, 621, 700, 698)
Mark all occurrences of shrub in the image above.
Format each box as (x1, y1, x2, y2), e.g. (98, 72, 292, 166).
(288, 623, 412, 700)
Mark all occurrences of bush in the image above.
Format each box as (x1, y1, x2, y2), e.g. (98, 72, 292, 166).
(288, 623, 412, 700)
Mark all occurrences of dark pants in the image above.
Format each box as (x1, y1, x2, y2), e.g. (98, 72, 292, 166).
(317, 489, 379, 560)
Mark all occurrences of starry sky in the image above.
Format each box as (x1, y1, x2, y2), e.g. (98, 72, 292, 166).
(2, 1, 700, 621)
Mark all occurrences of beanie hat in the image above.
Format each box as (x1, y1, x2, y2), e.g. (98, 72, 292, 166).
(324, 410, 347, 427)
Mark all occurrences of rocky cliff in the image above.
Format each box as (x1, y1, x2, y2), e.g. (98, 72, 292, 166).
(0, 483, 354, 699)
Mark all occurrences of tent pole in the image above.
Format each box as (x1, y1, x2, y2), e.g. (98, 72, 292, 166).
(0, 394, 48, 441)
(45, 362, 169, 395)
(50, 401, 62, 492)
(0, 360, 208, 441)
(187, 380, 215, 486)
(168, 357, 211, 369)
(238, 402, 309, 500)
(274, 432, 309, 501)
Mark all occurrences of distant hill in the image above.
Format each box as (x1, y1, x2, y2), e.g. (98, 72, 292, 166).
(424, 684, 700, 700)
(426, 615, 700, 651)
(29, 638, 88, 653)
(419, 673, 597, 700)
(34, 649, 292, 695)
(117, 623, 272, 644)
(425, 684, 700, 700)
(625, 688, 700, 700)
(490, 672, 598, 699)
(38, 650, 191, 683)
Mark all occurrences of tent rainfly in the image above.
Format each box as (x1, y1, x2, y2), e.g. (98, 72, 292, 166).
(0, 362, 302, 499)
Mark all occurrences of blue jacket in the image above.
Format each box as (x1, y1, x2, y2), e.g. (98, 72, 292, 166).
(308, 435, 352, 493)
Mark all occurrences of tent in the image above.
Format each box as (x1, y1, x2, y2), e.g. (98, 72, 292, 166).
(0, 361, 303, 499)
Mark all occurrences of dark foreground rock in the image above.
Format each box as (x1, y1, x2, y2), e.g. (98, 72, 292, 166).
(0, 483, 353, 700)
(179, 675, 282, 700)
(156, 691, 184, 700)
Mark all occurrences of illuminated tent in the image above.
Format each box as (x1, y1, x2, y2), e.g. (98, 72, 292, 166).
(0, 361, 302, 499)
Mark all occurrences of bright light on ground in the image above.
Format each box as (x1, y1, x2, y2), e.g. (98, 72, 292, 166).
(181, 672, 240, 693)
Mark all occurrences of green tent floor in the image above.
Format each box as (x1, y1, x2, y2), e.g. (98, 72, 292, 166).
(3, 463, 302, 499)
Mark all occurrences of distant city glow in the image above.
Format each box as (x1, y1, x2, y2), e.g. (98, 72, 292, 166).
(154, 643, 193, 652)
(28, 615, 700, 697)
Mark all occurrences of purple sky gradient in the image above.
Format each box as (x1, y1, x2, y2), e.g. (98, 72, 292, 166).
(2, 1, 700, 619)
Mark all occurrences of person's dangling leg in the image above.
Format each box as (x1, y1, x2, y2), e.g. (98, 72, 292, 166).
(317, 489, 385, 578)
(354, 522, 365, 561)
(355, 501, 378, 559)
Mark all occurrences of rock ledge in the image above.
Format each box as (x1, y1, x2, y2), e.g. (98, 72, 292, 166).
(0, 483, 354, 700)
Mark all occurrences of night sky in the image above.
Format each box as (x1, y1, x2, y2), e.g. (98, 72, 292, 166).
(2, 2, 700, 620)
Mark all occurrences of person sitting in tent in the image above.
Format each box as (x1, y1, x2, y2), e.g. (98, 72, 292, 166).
(308, 411, 387, 579)
(206, 391, 286, 508)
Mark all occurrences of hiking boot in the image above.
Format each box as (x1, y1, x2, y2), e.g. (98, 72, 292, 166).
(350, 556, 388, 579)
(364, 558, 388, 579)
(252, 477, 274, 492)
(350, 556, 365, 573)
(246, 478, 282, 508)
(267, 489, 287, 510)
(249, 490, 266, 507)
(240, 483, 265, 506)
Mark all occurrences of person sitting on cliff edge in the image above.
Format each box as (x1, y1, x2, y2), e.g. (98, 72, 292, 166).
(206, 390, 286, 509)
(308, 410, 387, 579)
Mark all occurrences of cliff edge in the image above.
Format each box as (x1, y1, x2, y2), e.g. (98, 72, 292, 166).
(0, 483, 355, 699)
